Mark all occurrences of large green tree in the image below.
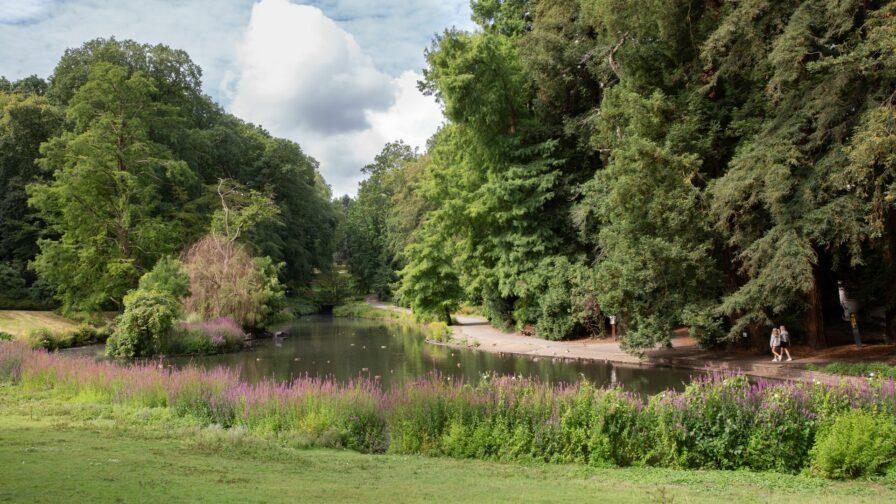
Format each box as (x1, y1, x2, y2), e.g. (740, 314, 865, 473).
(30, 63, 199, 310)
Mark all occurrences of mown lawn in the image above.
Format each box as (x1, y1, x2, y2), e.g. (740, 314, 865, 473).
(0, 387, 893, 503)
(0, 310, 80, 337)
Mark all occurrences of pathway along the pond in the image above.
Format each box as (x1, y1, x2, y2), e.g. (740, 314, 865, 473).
(366, 302, 881, 385)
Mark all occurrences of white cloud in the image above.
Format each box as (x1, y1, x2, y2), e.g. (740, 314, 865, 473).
(0, 0, 466, 195)
(0, 0, 53, 24)
(230, 0, 444, 195)
(0, 0, 253, 102)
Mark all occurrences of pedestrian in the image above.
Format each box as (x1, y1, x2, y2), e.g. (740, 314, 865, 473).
(770, 328, 781, 362)
(779, 325, 792, 361)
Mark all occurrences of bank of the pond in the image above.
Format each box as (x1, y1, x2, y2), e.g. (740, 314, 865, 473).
(349, 302, 885, 387)
(4, 341, 896, 479)
(332, 302, 452, 341)
(3, 388, 892, 503)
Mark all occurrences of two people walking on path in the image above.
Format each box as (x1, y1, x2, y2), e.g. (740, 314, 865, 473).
(770, 325, 793, 362)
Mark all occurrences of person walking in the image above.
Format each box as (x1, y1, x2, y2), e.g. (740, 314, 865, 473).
(779, 325, 792, 361)
(770, 328, 782, 362)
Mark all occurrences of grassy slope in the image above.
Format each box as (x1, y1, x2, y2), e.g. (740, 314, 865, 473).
(0, 310, 80, 337)
(0, 387, 893, 503)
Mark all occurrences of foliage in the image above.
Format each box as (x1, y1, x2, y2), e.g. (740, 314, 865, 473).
(811, 409, 896, 479)
(0, 37, 336, 314)
(210, 178, 281, 243)
(306, 268, 355, 308)
(182, 234, 284, 329)
(29, 62, 196, 312)
(105, 289, 181, 358)
(807, 362, 896, 381)
(2, 393, 894, 504)
(341, 142, 418, 298)
(136, 256, 190, 300)
(5, 342, 896, 480)
(167, 317, 247, 355)
(340, 0, 896, 352)
(396, 222, 463, 325)
(0, 90, 63, 265)
(333, 302, 451, 340)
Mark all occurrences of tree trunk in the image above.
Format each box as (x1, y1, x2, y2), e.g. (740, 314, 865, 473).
(884, 207, 896, 344)
(443, 305, 452, 326)
(804, 262, 827, 349)
(746, 322, 765, 351)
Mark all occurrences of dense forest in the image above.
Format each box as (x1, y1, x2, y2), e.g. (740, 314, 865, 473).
(4, 1, 896, 355)
(0, 38, 338, 354)
(340, 0, 896, 351)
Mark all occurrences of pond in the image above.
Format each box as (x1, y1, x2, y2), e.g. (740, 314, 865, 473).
(67, 316, 697, 394)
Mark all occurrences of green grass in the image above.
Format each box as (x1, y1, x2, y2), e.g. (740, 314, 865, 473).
(0, 386, 893, 503)
(806, 362, 896, 380)
(0, 310, 81, 337)
(333, 301, 452, 341)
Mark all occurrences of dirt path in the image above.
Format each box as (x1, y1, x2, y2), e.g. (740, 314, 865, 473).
(366, 302, 877, 385)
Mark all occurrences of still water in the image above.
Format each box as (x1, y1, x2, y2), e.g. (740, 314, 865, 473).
(67, 316, 696, 394)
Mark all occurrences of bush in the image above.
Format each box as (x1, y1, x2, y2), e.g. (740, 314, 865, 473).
(811, 409, 896, 479)
(138, 256, 191, 299)
(808, 362, 896, 380)
(25, 328, 59, 350)
(106, 290, 181, 358)
(0, 332, 13, 341)
(167, 317, 248, 354)
(24, 327, 81, 350)
(0, 261, 56, 310)
(183, 234, 284, 329)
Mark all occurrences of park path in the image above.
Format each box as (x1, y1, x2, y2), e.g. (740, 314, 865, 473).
(366, 301, 874, 384)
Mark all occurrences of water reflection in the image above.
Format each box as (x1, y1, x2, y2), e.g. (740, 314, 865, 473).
(155, 316, 697, 394)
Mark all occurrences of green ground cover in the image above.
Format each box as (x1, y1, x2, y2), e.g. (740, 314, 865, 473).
(0, 310, 81, 337)
(807, 362, 896, 380)
(0, 386, 893, 504)
(333, 301, 452, 341)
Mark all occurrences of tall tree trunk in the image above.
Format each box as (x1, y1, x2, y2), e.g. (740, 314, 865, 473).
(747, 322, 765, 351)
(804, 262, 827, 349)
(443, 305, 452, 326)
(884, 207, 896, 344)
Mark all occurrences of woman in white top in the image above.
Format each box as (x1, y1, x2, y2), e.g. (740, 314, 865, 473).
(778, 325, 792, 361)
(770, 328, 782, 362)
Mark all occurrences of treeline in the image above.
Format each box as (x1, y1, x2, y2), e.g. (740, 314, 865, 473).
(341, 0, 896, 351)
(0, 38, 337, 315)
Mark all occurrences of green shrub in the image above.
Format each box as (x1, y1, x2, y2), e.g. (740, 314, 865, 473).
(811, 409, 896, 479)
(0, 332, 13, 341)
(138, 256, 191, 299)
(25, 328, 60, 350)
(807, 362, 896, 380)
(106, 290, 181, 358)
(164, 328, 216, 354)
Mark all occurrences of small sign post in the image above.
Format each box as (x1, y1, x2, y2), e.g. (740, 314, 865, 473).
(609, 315, 617, 339)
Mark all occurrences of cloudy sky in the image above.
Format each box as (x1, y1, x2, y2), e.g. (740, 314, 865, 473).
(0, 0, 475, 194)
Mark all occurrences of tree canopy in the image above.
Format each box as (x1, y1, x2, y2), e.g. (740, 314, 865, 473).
(0, 38, 337, 311)
(346, 0, 896, 351)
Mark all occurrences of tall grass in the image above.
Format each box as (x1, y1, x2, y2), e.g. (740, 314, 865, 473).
(2, 341, 895, 476)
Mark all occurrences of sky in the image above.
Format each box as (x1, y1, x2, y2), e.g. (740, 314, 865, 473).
(0, 0, 476, 195)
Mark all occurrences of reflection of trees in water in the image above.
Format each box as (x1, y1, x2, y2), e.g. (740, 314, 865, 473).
(166, 317, 695, 393)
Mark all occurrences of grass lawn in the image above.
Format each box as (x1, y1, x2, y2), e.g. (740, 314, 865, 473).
(0, 310, 81, 337)
(0, 387, 893, 503)
(806, 362, 896, 380)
